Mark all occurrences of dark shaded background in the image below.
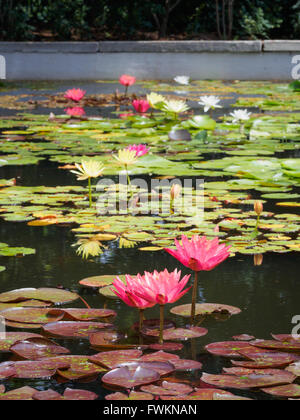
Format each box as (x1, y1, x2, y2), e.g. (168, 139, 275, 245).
(0, 0, 298, 41)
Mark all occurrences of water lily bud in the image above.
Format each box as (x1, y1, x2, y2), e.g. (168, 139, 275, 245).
(254, 254, 263, 266)
(254, 201, 263, 216)
(170, 184, 182, 200)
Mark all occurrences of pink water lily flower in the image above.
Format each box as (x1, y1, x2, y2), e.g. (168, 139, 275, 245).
(65, 107, 86, 117)
(112, 275, 155, 310)
(165, 235, 231, 272)
(64, 88, 86, 102)
(126, 144, 150, 158)
(119, 75, 136, 87)
(132, 99, 150, 113)
(133, 269, 191, 306)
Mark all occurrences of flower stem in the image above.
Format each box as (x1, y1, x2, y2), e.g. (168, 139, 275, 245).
(159, 305, 164, 344)
(255, 214, 260, 233)
(139, 309, 144, 332)
(88, 177, 92, 208)
(191, 271, 198, 325)
(125, 86, 128, 97)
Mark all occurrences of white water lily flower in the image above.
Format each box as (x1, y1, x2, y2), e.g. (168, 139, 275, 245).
(162, 99, 190, 115)
(230, 109, 252, 123)
(174, 75, 190, 86)
(147, 92, 166, 109)
(198, 96, 222, 113)
(71, 160, 105, 181)
(114, 149, 138, 166)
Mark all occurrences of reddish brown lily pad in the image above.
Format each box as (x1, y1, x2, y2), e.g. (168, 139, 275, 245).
(133, 319, 175, 333)
(205, 341, 252, 358)
(89, 349, 143, 369)
(105, 391, 154, 400)
(140, 351, 180, 363)
(286, 362, 300, 377)
(201, 370, 295, 390)
(0, 362, 16, 379)
(141, 381, 193, 396)
(144, 327, 208, 341)
(79, 275, 120, 288)
(59, 308, 116, 321)
(118, 361, 175, 376)
(10, 337, 70, 360)
(161, 389, 233, 400)
(262, 384, 300, 398)
(0, 386, 37, 400)
(140, 351, 202, 371)
(89, 331, 125, 349)
(0, 288, 79, 304)
(0, 332, 43, 352)
(102, 366, 160, 389)
(0, 307, 64, 324)
(13, 360, 69, 379)
(170, 303, 241, 318)
(0, 300, 52, 311)
(231, 359, 292, 369)
(222, 367, 296, 384)
(238, 348, 299, 366)
(42, 321, 113, 338)
(50, 355, 106, 380)
(250, 340, 300, 352)
(32, 388, 98, 400)
(148, 342, 183, 352)
(272, 334, 300, 344)
(233, 335, 255, 341)
(3, 321, 43, 329)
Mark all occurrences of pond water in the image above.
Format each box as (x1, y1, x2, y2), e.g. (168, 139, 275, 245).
(0, 80, 299, 400)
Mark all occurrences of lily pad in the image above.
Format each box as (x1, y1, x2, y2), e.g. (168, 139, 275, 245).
(89, 349, 143, 369)
(0, 287, 79, 304)
(171, 303, 241, 318)
(42, 321, 113, 338)
(102, 366, 160, 389)
(262, 384, 300, 398)
(10, 337, 70, 360)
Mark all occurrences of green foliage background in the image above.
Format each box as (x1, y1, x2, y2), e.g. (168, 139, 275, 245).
(0, 0, 298, 41)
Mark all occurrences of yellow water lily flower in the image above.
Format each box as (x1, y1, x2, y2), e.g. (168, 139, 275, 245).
(146, 92, 166, 109)
(75, 238, 104, 259)
(114, 149, 138, 166)
(71, 160, 105, 208)
(71, 160, 105, 181)
(162, 99, 190, 116)
(119, 237, 137, 249)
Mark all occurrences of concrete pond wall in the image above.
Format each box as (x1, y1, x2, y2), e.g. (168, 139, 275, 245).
(0, 41, 300, 81)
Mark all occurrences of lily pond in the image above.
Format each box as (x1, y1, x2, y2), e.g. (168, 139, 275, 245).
(0, 78, 299, 401)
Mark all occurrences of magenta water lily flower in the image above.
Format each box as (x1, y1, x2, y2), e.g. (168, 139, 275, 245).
(126, 144, 150, 158)
(119, 75, 136, 87)
(134, 269, 191, 306)
(119, 75, 136, 96)
(64, 88, 86, 102)
(132, 99, 150, 113)
(165, 235, 231, 324)
(65, 107, 86, 117)
(112, 275, 155, 310)
(165, 235, 231, 272)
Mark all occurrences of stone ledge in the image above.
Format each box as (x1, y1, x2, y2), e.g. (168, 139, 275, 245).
(0, 42, 99, 53)
(99, 41, 262, 53)
(264, 40, 300, 52)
